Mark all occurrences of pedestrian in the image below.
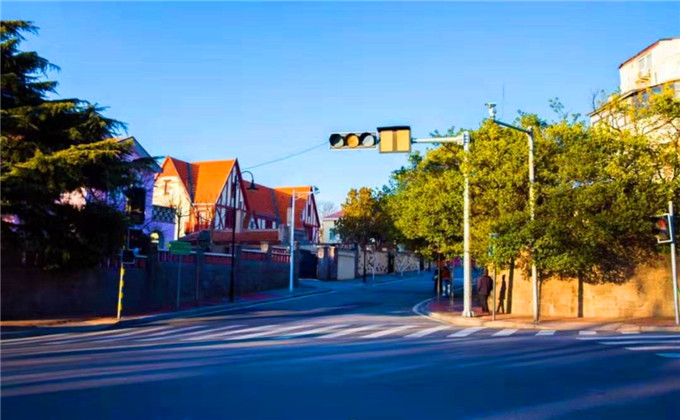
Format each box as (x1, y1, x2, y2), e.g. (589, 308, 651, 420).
(496, 275, 507, 314)
(477, 270, 493, 314)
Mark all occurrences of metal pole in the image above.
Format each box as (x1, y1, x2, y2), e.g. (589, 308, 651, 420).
(229, 178, 237, 302)
(364, 245, 368, 284)
(116, 264, 125, 320)
(492, 261, 497, 321)
(289, 190, 296, 293)
(176, 254, 182, 309)
(670, 200, 679, 325)
(528, 129, 539, 323)
(462, 132, 474, 317)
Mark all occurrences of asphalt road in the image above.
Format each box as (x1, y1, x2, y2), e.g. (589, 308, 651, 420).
(2, 274, 679, 420)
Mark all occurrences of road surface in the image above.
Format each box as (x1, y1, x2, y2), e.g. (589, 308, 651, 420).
(2, 274, 679, 419)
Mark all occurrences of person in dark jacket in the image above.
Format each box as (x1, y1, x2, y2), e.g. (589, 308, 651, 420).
(477, 270, 493, 314)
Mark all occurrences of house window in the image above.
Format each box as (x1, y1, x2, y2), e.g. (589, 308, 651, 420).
(330, 228, 337, 240)
(163, 180, 170, 195)
(637, 53, 651, 73)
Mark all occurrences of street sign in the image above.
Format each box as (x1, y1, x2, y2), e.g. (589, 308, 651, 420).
(378, 126, 411, 154)
(169, 240, 192, 255)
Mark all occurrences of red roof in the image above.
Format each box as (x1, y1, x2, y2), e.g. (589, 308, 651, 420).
(242, 182, 279, 220)
(160, 157, 235, 204)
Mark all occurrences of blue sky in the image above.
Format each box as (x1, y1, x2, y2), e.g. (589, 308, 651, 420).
(3, 2, 679, 207)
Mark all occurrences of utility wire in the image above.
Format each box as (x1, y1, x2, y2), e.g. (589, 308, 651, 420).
(243, 141, 327, 170)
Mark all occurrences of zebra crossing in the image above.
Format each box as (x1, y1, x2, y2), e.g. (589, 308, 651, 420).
(5, 322, 676, 351)
(576, 333, 680, 358)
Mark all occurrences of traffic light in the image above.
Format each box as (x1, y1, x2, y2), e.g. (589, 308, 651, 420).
(125, 187, 146, 225)
(652, 214, 674, 244)
(329, 132, 377, 150)
(378, 126, 411, 154)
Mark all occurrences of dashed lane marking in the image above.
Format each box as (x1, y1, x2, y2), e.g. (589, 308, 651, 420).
(404, 326, 451, 338)
(319, 324, 383, 338)
(135, 326, 206, 342)
(183, 325, 275, 341)
(536, 330, 556, 336)
(492, 329, 518, 337)
(280, 324, 350, 338)
(360, 325, 414, 338)
(225, 324, 314, 340)
(448, 327, 486, 338)
(579, 331, 597, 336)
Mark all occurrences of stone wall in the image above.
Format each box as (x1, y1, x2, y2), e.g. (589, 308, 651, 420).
(496, 255, 675, 318)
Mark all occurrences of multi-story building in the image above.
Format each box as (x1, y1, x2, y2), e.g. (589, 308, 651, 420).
(590, 37, 680, 128)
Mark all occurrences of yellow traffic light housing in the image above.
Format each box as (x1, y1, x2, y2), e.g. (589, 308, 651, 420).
(378, 126, 411, 154)
(329, 132, 377, 150)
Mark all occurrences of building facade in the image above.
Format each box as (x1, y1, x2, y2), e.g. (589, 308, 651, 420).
(590, 37, 680, 128)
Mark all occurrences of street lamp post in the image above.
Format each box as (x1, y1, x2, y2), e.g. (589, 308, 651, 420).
(411, 133, 474, 317)
(230, 170, 257, 303)
(486, 103, 539, 323)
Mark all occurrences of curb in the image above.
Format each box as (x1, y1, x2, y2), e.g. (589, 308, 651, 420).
(414, 297, 680, 333)
(1, 288, 332, 340)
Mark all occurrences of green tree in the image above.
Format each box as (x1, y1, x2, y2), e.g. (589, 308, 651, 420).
(1, 21, 147, 270)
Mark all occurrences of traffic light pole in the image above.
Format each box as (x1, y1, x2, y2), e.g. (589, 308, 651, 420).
(412, 133, 475, 317)
(670, 200, 679, 325)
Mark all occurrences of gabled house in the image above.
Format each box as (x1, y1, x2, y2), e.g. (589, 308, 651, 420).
(153, 156, 320, 248)
(153, 157, 249, 240)
(273, 186, 320, 244)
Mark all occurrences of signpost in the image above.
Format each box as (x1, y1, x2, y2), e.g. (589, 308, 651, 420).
(169, 241, 192, 309)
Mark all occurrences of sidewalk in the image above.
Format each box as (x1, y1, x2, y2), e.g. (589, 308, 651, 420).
(1, 283, 331, 339)
(422, 296, 680, 333)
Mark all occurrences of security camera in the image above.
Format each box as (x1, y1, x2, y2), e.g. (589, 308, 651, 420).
(485, 103, 497, 119)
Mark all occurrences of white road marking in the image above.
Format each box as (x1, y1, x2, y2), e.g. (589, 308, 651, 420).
(405, 326, 450, 338)
(135, 326, 205, 342)
(577, 334, 680, 341)
(448, 327, 485, 338)
(280, 324, 349, 338)
(361, 325, 414, 338)
(492, 329, 518, 337)
(625, 346, 680, 351)
(658, 353, 680, 358)
(183, 325, 275, 341)
(536, 330, 556, 336)
(47, 326, 169, 344)
(175, 325, 243, 340)
(320, 324, 383, 338)
(621, 331, 640, 334)
(225, 324, 313, 340)
(579, 330, 597, 336)
(600, 340, 680, 345)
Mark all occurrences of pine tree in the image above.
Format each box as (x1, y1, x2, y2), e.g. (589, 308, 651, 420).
(1, 21, 147, 269)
